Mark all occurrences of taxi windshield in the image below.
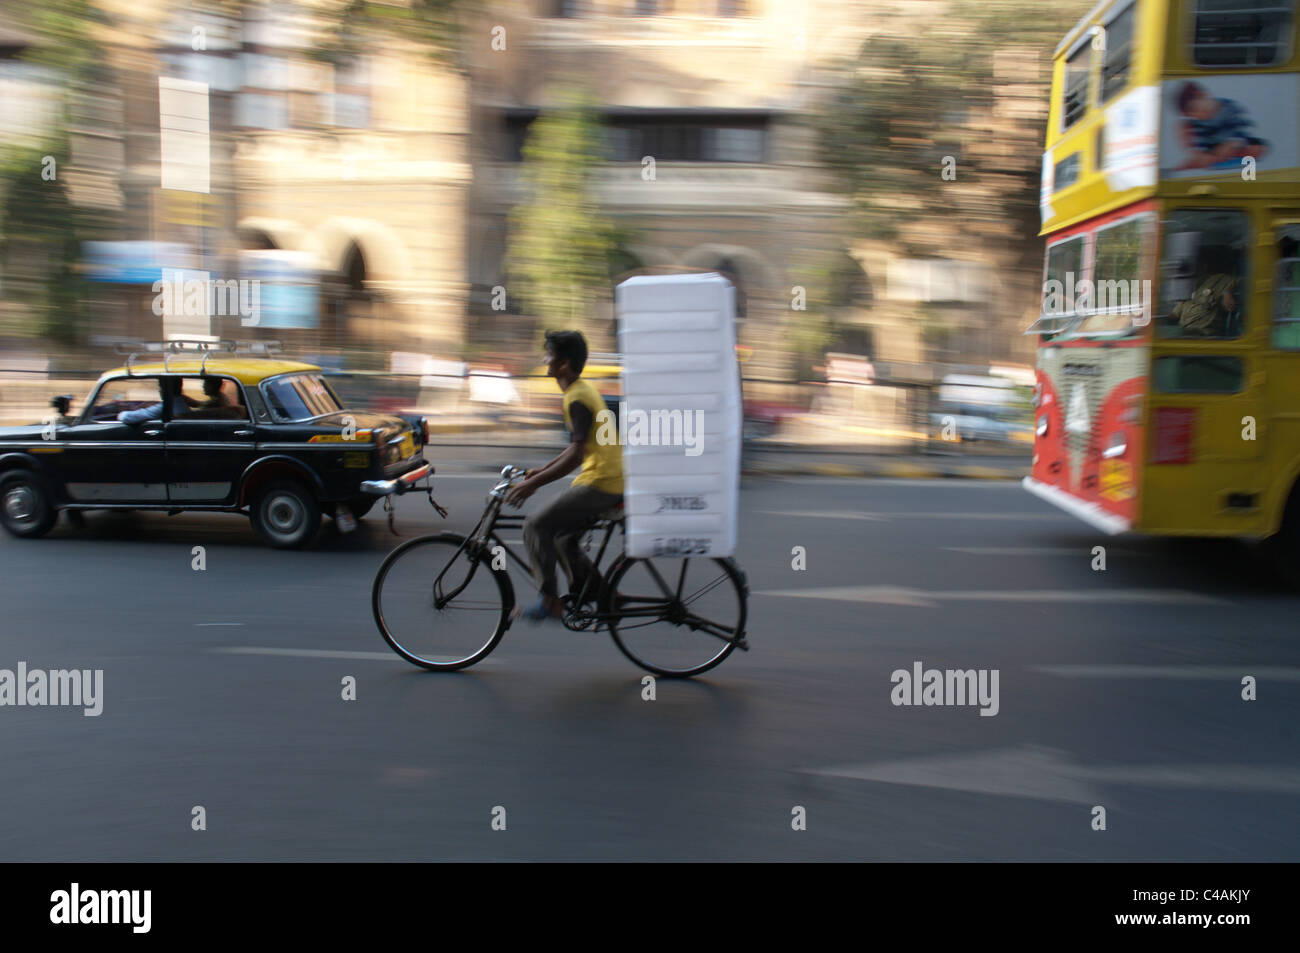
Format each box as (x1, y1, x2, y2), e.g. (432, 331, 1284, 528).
(262, 373, 343, 422)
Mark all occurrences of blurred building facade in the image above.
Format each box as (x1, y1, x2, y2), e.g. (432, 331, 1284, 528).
(464, 0, 1045, 376)
(2, 0, 1054, 374)
(465, 0, 862, 376)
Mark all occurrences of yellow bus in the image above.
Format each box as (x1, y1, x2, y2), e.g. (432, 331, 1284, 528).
(1023, 0, 1300, 576)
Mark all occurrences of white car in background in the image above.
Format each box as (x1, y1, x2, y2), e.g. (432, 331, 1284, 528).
(930, 374, 1032, 445)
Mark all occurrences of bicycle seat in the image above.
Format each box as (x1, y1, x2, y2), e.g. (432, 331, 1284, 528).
(580, 502, 625, 528)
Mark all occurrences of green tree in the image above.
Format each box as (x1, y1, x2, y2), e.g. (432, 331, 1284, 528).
(0, 0, 112, 344)
(308, 0, 462, 67)
(815, 0, 1090, 257)
(505, 89, 622, 340)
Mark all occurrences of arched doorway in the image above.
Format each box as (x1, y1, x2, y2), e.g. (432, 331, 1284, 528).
(320, 240, 370, 352)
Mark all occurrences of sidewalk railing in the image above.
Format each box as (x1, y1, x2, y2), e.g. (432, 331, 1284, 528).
(0, 367, 1031, 457)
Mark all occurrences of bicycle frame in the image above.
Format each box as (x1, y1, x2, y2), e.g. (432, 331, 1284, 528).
(422, 465, 746, 647)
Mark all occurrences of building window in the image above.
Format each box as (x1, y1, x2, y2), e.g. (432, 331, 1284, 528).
(1100, 3, 1135, 102)
(236, 92, 288, 129)
(1193, 0, 1294, 67)
(607, 116, 767, 162)
(717, 0, 746, 14)
(503, 113, 768, 162)
(549, 0, 583, 16)
(631, 0, 661, 15)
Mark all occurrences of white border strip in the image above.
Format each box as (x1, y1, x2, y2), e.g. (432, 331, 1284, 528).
(1022, 476, 1130, 535)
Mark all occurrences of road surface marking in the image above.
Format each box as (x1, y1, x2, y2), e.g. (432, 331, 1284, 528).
(944, 546, 1129, 556)
(212, 646, 412, 662)
(196, 622, 245, 626)
(761, 510, 1059, 521)
(1035, 664, 1300, 682)
(806, 744, 1300, 804)
(757, 586, 1226, 606)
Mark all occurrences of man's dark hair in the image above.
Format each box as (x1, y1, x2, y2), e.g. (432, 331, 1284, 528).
(202, 377, 224, 397)
(544, 329, 588, 376)
(1178, 81, 1206, 114)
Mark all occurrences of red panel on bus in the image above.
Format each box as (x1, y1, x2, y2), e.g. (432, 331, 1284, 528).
(1152, 407, 1196, 464)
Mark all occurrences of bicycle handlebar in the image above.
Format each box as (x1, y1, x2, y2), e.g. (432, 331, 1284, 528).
(489, 464, 527, 499)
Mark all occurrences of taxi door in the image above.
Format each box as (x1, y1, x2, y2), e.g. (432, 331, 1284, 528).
(163, 376, 258, 505)
(56, 375, 170, 504)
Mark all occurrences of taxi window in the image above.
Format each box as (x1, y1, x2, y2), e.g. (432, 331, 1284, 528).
(261, 373, 343, 422)
(177, 377, 249, 421)
(88, 377, 162, 422)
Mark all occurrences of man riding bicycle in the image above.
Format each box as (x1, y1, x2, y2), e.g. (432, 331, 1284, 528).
(506, 330, 624, 622)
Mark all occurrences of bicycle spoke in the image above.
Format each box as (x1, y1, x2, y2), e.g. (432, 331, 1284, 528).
(373, 535, 508, 671)
(680, 572, 730, 607)
(642, 560, 677, 600)
(683, 614, 740, 642)
(608, 558, 746, 677)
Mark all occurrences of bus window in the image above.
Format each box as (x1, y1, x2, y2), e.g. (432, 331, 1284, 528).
(1075, 215, 1146, 334)
(1028, 234, 1087, 335)
(1273, 226, 1300, 348)
(1154, 355, 1244, 393)
(1100, 2, 1135, 103)
(1062, 40, 1092, 129)
(1054, 153, 1081, 191)
(1157, 208, 1250, 339)
(1192, 0, 1295, 68)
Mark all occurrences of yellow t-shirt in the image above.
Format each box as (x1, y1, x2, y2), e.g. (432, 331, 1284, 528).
(562, 378, 624, 495)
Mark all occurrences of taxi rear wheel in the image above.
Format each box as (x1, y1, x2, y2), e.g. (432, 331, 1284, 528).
(251, 480, 320, 549)
(0, 471, 57, 539)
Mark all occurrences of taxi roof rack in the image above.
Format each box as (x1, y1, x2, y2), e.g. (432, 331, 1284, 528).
(115, 339, 283, 375)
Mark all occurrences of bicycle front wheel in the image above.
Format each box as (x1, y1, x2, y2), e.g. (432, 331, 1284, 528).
(372, 532, 512, 671)
(605, 556, 748, 678)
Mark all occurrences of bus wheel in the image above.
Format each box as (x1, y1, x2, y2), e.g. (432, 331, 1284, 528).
(1265, 491, 1300, 589)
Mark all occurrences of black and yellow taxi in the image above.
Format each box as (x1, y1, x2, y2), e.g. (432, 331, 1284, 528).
(0, 342, 430, 548)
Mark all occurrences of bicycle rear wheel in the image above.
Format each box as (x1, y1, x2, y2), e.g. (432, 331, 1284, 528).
(372, 532, 512, 671)
(605, 556, 748, 678)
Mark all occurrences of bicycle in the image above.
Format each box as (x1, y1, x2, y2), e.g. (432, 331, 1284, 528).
(370, 465, 749, 677)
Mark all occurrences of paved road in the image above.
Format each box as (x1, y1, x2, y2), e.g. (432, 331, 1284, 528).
(1, 470, 1297, 861)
